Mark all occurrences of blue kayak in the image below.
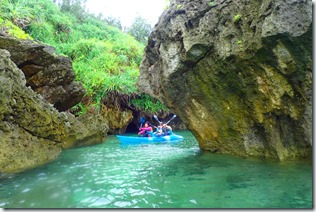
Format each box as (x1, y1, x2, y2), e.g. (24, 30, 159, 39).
(116, 134, 184, 144)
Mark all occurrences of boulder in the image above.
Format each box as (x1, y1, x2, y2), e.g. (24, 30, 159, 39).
(138, 0, 312, 160)
(0, 35, 85, 111)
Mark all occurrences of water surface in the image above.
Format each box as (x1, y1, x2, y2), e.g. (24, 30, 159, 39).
(0, 131, 312, 208)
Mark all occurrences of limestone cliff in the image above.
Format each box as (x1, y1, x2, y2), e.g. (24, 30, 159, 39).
(0, 48, 108, 173)
(139, 0, 312, 160)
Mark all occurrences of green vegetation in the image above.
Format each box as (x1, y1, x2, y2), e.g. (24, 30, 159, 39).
(0, 17, 32, 39)
(233, 14, 241, 23)
(208, 1, 215, 6)
(0, 0, 34, 28)
(127, 16, 152, 44)
(0, 0, 167, 115)
(130, 94, 169, 114)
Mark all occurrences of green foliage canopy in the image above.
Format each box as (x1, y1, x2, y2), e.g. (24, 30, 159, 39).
(127, 16, 152, 44)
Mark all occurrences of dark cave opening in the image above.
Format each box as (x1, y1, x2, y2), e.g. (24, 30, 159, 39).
(125, 121, 140, 133)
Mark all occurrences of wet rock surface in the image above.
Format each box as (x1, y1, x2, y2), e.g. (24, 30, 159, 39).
(139, 0, 312, 160)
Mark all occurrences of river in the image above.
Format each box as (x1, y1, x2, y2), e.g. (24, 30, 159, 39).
(0, 130, 312, 208)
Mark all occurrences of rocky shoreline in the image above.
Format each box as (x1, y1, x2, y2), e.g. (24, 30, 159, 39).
(0, 38, 108, 173)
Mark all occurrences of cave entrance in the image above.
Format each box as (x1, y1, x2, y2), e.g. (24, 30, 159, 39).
(125, 121, 139, 133)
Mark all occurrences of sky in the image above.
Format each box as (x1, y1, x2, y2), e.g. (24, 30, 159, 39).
(84, 0, 167, 28)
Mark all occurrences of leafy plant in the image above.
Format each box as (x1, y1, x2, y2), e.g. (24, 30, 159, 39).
(130, 94, 169, 114)
(70, 102, 87, 116)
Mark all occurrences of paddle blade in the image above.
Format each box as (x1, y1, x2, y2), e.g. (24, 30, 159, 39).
(139, 117, 146, 128)
(153, 115, 162, 124)
(166, 115, 177, 124)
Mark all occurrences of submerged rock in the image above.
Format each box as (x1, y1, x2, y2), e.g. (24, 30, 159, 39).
(139, 0, 312, 160)
(0, 49, 108, 173)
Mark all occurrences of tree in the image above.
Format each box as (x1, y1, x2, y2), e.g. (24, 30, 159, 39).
(104, 16, 122, 31)
(127, 16, 152, 44)
(57, 0, 87, 21)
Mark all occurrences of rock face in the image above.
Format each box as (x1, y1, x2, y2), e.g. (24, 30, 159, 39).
(0, 49, 108, 173)
(100, 105, 133, 134)
(139, 0, 312, 160)
(0, 35, 85, 111)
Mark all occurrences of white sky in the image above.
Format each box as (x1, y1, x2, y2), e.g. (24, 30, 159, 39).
(84, 0, 167, 27)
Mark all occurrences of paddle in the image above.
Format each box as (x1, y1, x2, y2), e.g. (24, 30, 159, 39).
(165, 114, 177, 125)
(148, 122, 158, 129)
(139, 117, 145, 129)
(153, 115, 162, 124)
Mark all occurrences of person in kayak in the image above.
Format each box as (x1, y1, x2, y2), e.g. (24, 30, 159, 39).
(162, 123, 173, 136)
(154, 123, 164, 136)
(138, 122, 153, 137)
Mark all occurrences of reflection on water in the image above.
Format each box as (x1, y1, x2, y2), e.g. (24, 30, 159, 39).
(0, 131, 312, 208)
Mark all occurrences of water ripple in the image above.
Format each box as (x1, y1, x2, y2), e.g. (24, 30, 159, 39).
(0, 131, 312, 208)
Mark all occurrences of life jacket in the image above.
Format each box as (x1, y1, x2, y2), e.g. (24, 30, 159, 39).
(162, 127, 172, 136)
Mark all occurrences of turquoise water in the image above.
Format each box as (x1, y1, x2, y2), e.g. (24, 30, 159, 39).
(0, 131, 312, 208)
